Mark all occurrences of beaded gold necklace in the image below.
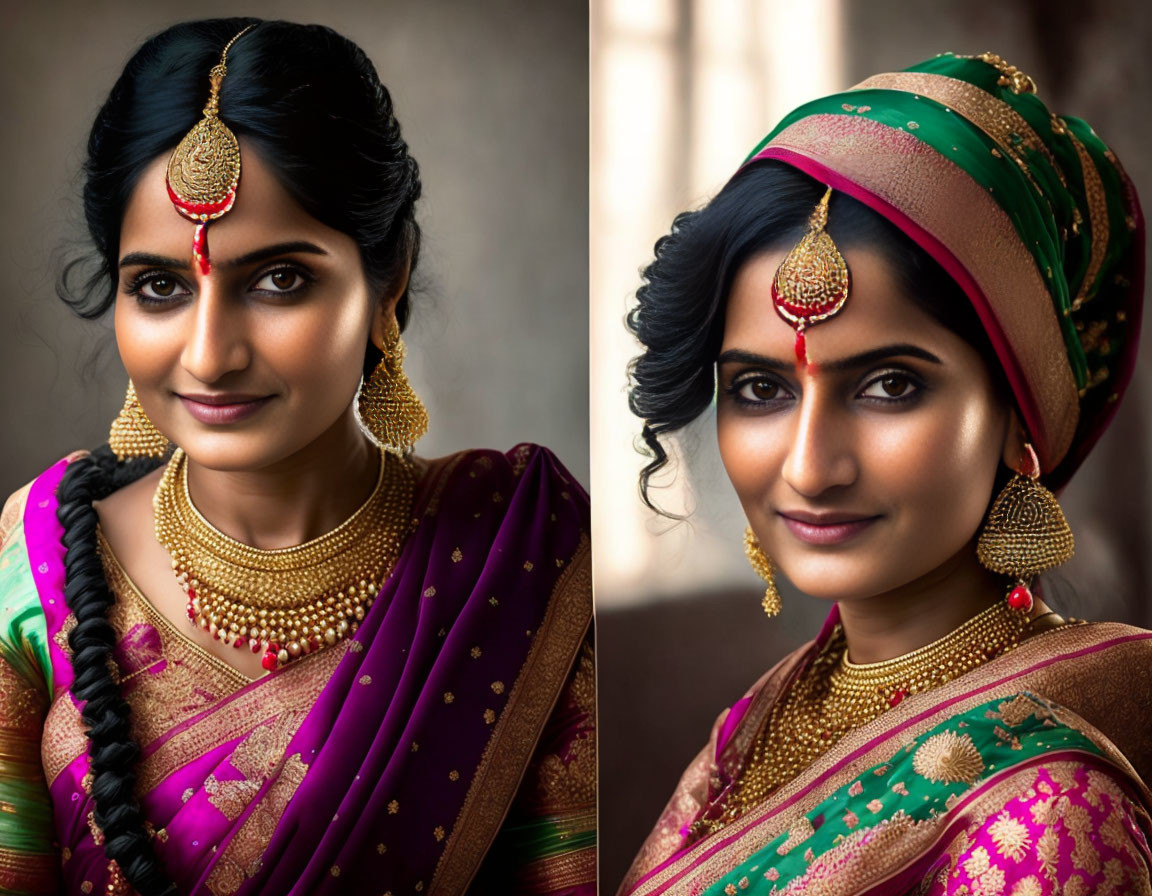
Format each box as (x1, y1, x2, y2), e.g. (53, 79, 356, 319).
(153, 447, 415, 670)
(695, 600, 1031, 836)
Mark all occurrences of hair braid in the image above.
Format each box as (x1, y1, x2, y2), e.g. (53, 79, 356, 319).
(56, 445, 176, 894)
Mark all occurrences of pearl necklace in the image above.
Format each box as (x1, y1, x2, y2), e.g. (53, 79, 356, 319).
(153, 447, 415, 670)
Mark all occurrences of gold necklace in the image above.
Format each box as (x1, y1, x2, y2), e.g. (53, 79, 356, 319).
(153, 447, 415, 670)
(695, 601, 1030, 836)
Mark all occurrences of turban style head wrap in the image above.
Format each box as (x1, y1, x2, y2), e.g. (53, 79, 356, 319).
(746, 52, 1143, 489)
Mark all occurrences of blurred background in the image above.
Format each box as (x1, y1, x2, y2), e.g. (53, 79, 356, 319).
(0, 0, 589, 497)
(592, 0, 1152, 886)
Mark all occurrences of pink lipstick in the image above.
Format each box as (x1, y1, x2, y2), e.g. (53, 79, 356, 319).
(178, 393, 273, 425)
(778, 510, 880, 546)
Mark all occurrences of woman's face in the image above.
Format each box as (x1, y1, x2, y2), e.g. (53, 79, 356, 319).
(716, 248, 1011, 602)
(115, 139, 386, 471)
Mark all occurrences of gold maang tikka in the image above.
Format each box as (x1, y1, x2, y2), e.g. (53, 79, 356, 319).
(166, 25, 256, 275)
(772, 187, 851, 367)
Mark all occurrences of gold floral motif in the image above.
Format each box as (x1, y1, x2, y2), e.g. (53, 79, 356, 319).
(204, 774, 260, 822)
(987, 810, 1030, 861)
(206, 753, 309, 894)
(913, 730, 985, 784)
(1008, 878, 1043, 896)
(997, 696, 1038, 727)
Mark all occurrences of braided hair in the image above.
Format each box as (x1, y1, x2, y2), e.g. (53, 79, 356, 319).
(57, 447, 172, 893)
(54, 17, 425, 891)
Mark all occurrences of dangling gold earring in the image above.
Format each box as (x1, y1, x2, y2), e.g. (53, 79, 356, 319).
(744, 526, 781, 618)
(357, 320, 429, 452)
(976, 443, 1074, 614)
(108, 380, 169, 461)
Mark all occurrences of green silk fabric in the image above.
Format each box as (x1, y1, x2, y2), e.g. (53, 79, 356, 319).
(0, 522, 57, 862)
(700, 692, 1106, 896)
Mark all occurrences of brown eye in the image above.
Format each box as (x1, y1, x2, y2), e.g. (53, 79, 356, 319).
(750, 381, 780, 400)
(881, 376, 907, 397)
(136, 275, 189, 302)
(860, 372, 920, 401)
(734, 377, 789, 404)
(255, 268, 306, 293)
(151, 278, 175, 296)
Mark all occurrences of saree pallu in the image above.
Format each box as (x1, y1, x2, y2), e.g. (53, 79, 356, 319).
(0, 443, 594, 895)
(622, 608, 1152, 896)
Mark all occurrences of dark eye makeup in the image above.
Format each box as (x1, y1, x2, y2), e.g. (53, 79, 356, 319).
(721, 364, 928, 410)
(121, 262, 316, 307)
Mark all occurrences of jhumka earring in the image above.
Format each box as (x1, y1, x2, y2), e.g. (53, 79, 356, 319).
(165, 24, 255, 274)
(976, 443, 1074, 614)
(108, 380, 169, 461)
(744, 526, 782, 618)
(357, 321, 429, 452)
(772, 186, 851, 367)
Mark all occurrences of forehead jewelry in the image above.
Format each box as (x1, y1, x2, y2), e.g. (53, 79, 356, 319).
(165, 25, 255, 275)
(771, 186, 851, 367)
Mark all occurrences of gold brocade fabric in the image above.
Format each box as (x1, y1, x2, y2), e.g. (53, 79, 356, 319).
(620, 621, 1152, 895)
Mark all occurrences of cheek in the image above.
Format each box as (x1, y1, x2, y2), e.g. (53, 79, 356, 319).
(114, 301, 180, 375)
(879, 394, 1004, 533)
(256, 288, 373, 389)
(716, 406, 786, 510)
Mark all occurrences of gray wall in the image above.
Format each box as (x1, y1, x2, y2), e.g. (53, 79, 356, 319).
(0, 0, 589, 497)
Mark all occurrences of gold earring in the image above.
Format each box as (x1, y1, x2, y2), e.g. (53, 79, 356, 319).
(976, 443, 1074, 614)
(357, 321, 429, 452)
(744, 526, 781, 618)
(108, 380, 170, 461)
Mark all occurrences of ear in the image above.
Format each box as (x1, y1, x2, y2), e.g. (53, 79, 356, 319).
(368, 256, 413, 351)
(1000, 407, 1029, 472)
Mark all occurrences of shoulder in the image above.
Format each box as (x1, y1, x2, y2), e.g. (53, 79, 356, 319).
(933, 756, 1152, 893)
(415, 443, 588, 527)
(0, 451, 89, 549)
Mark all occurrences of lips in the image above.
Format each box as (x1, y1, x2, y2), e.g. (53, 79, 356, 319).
(177, 392, 273, 425)
(777, 510, 881, 546)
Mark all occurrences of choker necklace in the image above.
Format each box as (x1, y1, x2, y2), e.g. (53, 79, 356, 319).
(153, 447, 415, 670)
(695, 600, 1031, 836)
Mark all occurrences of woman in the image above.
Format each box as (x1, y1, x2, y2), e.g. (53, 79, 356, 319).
(0, 19, 593, 895)
(621, 53, 1149, 894)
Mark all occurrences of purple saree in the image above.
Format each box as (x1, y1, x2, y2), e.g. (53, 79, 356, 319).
(19, 444, 592, 894)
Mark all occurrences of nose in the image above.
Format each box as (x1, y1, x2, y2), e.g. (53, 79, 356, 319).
(180, 282, 251, 383)
(780, 388, 858, 498)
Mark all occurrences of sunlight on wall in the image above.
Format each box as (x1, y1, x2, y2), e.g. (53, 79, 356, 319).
(591, 0, 844, 607)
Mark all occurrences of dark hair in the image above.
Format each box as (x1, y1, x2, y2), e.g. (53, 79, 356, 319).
(54, 19, 423, 890)
(59, 17, 422, 377)
(627, 161, 1009, 513)
(57, 448, 170, 892)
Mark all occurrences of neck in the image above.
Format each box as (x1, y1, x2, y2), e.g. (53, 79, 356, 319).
(183, 409, 381, 549)
(836, 544, 1009, 664)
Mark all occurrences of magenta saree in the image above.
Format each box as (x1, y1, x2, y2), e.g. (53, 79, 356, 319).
(5, 443, 592, 894)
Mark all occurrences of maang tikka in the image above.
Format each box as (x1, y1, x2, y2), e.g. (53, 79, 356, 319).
(976, 443, 1074, 614)
(772, 186, 851, 367)
(165, 24, 255, 275)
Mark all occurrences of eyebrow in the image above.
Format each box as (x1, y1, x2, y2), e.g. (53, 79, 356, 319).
(118, 240, 329, 271)
(716, 343, 944, 371)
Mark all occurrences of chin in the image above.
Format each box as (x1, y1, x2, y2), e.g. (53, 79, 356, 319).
(173, 433, 296, 473)
(780, 558, 907, 604)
